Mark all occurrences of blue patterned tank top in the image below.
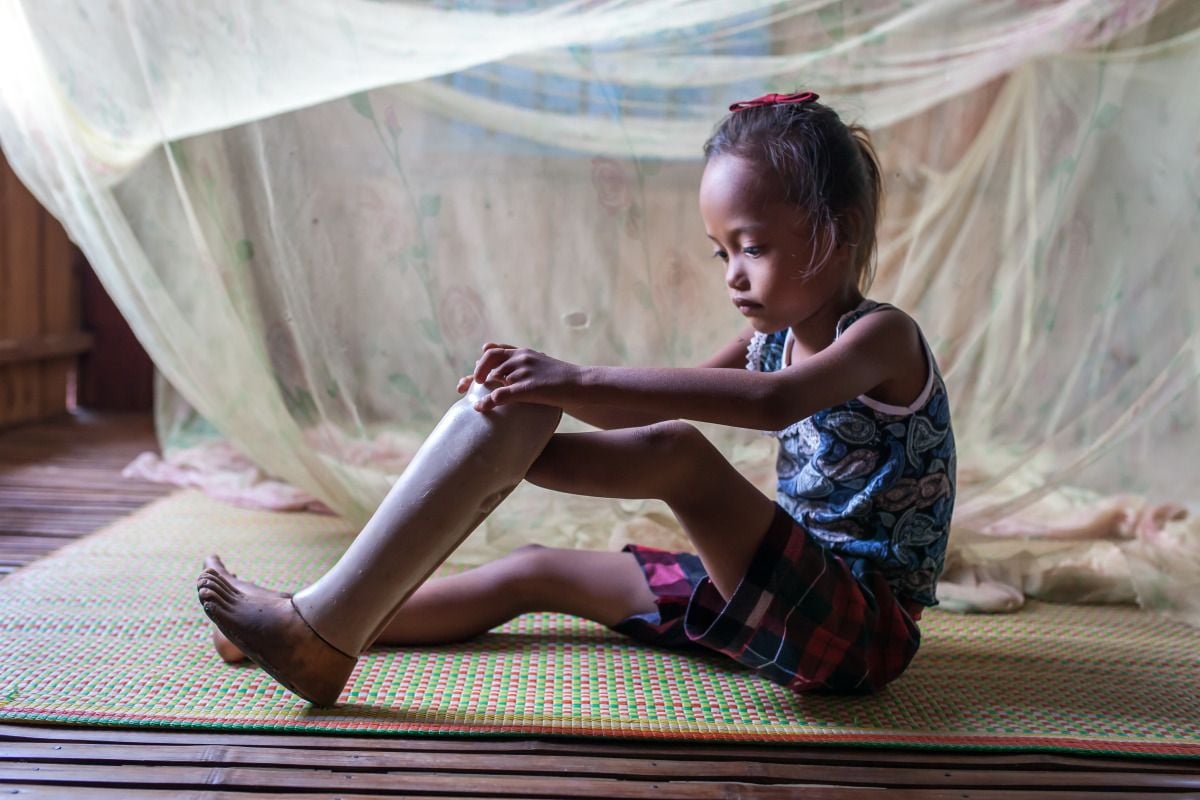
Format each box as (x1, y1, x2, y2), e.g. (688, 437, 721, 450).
(745, 300, 956, 607)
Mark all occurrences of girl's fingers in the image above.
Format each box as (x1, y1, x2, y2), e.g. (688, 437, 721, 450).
(474, 387, 508, 412)
(470, 383, 528, 412)
(473, 347, 516, 383)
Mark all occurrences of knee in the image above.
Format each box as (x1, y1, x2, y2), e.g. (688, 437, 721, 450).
(494, 544, 553, 613)
(636, 420, 706, 457)
(460, 383, 564, 427)
(636, 421, 709, 495)
(507, 543, 548, 559)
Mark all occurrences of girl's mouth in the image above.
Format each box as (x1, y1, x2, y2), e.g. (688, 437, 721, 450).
(734, 299, 762, 314)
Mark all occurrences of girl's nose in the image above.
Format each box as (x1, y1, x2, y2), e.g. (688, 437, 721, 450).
(725, 258, 748, 290)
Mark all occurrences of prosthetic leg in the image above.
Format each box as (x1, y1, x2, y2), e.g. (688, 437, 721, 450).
(291, 380, 563, 659)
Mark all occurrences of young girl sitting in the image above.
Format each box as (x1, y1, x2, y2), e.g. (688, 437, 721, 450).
(199, 91, 956, 707)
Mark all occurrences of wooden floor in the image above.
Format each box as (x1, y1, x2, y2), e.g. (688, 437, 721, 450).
(1, 412, 1197, 798)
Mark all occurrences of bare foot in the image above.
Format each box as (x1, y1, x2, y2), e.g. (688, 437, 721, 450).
(203, 556, 287, 664)
(212, 628, 247, 663)
(197, 556, 358, 707)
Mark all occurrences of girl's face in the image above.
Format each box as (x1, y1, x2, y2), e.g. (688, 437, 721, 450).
(699, 154, 856, 334)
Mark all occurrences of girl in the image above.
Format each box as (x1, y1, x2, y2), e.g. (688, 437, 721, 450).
(199, 91, 956, 707)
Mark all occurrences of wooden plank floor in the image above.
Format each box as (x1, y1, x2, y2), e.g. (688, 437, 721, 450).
(1, 411, 1197, 798)
(0, 411, 173, 576)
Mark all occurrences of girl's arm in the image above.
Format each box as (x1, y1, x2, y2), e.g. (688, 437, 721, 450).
(471, 311, 924, 431)
(461, 327, 755, 431)
(558, 326, 756, 430)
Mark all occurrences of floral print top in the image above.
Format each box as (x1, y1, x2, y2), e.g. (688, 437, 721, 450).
(746, 300, 956, 607)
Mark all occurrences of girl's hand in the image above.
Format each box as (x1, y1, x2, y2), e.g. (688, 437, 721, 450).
(456, 341, 518, 394)
(457, 342, 582, 412)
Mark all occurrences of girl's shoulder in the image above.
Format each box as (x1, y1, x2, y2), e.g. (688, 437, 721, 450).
(836, 300, 940, 415)
(750, 300, 935, 392)
(836, 299, 918, 337)
(835, 300, 928, 358)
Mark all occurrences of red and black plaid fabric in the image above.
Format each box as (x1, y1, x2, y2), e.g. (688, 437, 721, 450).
(611, 503, 923, 694)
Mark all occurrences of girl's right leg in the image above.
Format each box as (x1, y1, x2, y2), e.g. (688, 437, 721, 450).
(522, 421, 777, 602)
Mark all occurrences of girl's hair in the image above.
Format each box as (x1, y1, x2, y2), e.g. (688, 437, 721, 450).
(703, 99, 883, 292)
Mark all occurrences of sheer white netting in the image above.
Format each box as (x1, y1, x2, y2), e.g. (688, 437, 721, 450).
(2, 0, 1197, 625)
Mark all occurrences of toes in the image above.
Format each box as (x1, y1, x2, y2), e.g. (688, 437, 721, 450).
(204, 554, 233, 575)
(197, 580, 237, 606)
(197, 569, 241, 597)
(199, 597, 233, 625)
(196, 578, 238, 604)
(197, 586, 234, 610)
(202, 561, 283, 594)
(202, 556, 238, 583)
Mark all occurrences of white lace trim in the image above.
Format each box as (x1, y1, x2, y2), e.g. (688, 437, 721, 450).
(744, 333, 775, 436)
(775, 417, 808, 439)
(744, 332, 768, 373)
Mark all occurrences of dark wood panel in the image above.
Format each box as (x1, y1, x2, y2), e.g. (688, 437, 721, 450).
(0, 331, 94, 366)
(0, 149, 145, 417)
(3, 723, 1193, 775)
(2, 762, 1195, 799)
(3, 741, 1199, 790)
(76, 264, 154, 412)
(0, 149, 88, 427)
(0, 149, 45, 424)
(38, 207, 78, 417)
(0, 790, 1185, 800)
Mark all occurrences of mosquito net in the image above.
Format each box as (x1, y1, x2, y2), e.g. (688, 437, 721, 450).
(2, 0, 1197, 624)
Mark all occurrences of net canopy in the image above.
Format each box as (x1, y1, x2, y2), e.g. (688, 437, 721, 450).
(2, 0, 1197, 622)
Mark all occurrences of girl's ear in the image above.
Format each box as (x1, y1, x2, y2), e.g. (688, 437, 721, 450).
(838, 208, 864, 249)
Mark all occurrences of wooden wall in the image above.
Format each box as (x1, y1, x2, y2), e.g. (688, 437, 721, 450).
(75, 260, 155, 413)
(0, 150, 162, 426)
(0, 150, 92, 428)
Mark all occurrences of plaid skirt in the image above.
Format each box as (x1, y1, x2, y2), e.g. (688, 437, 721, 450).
(610, 503, 924, 694)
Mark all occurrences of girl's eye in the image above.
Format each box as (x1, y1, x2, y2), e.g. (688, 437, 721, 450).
(712, 251, 728, 262)
(743, 246, 764, 257)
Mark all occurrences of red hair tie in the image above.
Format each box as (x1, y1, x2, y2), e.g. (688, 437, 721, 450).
(728, 91, 819, 113)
